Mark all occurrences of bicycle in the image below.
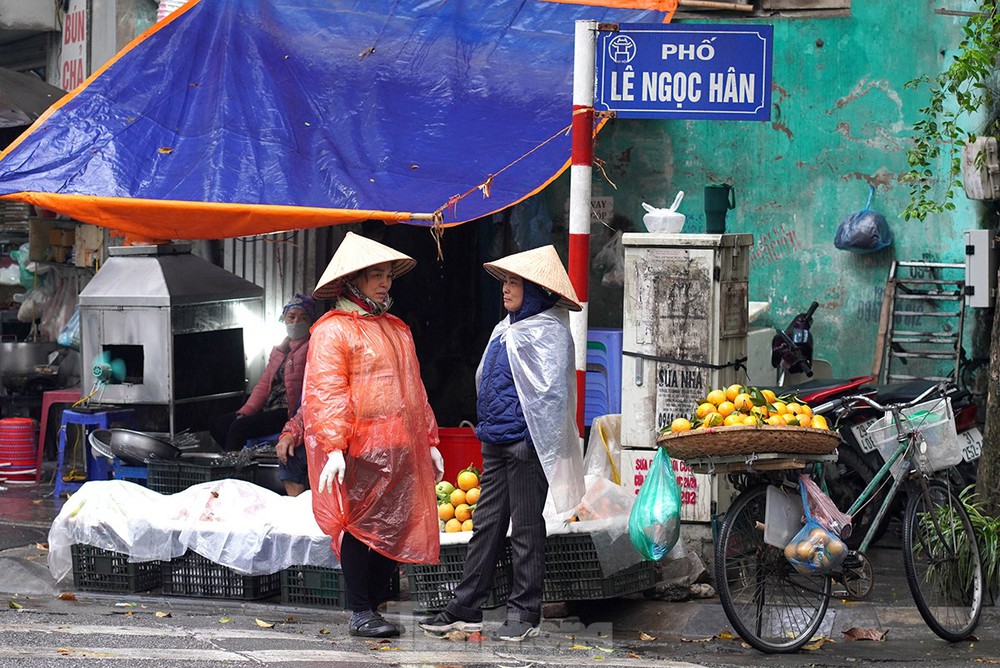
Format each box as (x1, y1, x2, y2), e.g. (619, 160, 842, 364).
(702, 384, 984, 653)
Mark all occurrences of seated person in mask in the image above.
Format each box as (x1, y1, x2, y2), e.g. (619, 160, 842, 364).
(210, 294, 318, 452)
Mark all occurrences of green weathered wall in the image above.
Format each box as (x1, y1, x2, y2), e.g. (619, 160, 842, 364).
(552, 0, 986, 381)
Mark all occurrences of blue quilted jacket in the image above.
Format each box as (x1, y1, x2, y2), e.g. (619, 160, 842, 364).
(476, 280, 560, 446)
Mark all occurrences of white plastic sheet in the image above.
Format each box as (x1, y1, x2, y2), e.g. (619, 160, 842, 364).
(48, 479, 338, 583)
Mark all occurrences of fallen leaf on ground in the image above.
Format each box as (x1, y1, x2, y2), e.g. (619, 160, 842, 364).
(443, 629, 467, 641)
(639, 631, 656, 641)
(8, 601, 22, 609)
(114, 602, 137, 608)
(569, 644, 592, 650)
(627, 653, 640, 659)
(219, 617, 233, 624)
(842, 627, 887, 642)
(57, 593, 77, 601)
(35, 543, 48, 550)
(974, 658, 1000, 664)
(716, 630, 735, 640)
(285, 615, 295, 622)
(681, 636, 714, 643)
(803, 636, 833, 650)
(155, 611, 171, 618)
(319, 628, 330, 635)
(255, 619, 274, 628)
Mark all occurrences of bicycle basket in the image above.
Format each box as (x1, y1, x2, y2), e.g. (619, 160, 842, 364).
(865, 398, 961, 475)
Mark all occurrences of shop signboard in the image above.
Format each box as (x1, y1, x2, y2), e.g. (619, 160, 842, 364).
(59, 0, 88, 91)
(595, 23, 773, 121)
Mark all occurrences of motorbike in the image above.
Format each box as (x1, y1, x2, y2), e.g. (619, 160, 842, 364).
(767, 302, 983, 547)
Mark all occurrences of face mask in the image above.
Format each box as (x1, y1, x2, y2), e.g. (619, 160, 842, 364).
(286, 321, 310, 340)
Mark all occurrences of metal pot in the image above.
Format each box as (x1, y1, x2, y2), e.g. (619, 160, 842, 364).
(107, 429, 181, 465)
(0, 341, 59, 377)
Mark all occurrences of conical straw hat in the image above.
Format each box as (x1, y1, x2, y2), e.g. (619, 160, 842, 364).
(313, 232, 416, 299)
(483, 245, 582, 311)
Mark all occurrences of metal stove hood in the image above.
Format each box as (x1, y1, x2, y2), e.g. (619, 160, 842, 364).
(79, 243, 262, 307)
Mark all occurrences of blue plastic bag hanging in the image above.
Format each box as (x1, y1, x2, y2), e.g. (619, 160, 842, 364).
(628, 448, 681, 560)
(834, 185, 894, 254)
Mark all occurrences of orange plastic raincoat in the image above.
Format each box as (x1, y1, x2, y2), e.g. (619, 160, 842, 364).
(303, 305, 440, 564)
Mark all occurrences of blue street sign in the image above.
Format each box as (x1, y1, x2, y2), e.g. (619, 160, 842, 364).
(595, 23, 773, 121)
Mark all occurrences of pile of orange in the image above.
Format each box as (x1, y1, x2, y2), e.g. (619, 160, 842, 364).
(667, 384, 829, 434)
(436, 466, 481, 533)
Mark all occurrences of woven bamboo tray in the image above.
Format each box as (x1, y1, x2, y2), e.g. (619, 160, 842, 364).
(656, 424, 840, 460)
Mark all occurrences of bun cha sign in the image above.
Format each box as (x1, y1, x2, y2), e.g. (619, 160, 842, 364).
(595, 23, 773, 121)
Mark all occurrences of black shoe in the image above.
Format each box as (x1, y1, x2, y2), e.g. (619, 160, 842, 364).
(349, 615, 400, 638)
(492, 619, 540, 642)
(418, 610, 483, 633)
(372, 611, 405, 635)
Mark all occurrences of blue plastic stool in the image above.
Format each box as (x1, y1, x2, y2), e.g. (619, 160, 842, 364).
(588, 329, 623, 414)
(246, 432, 281, 448)
(54, 408, 134, 498)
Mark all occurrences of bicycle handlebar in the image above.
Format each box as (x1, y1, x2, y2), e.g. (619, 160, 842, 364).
(815, 382, 945, 418)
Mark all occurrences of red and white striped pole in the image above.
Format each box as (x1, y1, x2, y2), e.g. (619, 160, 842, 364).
(568, 19, 596, 438)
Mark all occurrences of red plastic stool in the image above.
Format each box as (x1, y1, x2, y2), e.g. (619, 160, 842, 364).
(35, 388, 82, 484)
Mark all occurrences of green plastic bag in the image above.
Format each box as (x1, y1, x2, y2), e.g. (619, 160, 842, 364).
(628, 448, 681, 560)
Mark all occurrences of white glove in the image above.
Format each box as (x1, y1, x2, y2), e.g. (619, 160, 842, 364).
(319, 450, 346, 493)
(430, 446, 444, 483)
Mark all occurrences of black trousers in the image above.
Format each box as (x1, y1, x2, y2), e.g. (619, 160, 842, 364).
(340, 530, 399, 612)
(210, 409, 288, 452)
(446, 439, 548, 625)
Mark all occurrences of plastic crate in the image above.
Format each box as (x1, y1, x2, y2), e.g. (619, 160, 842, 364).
(406, 540, 512, 612)
(543, 533, 656, 601)
(280, 565, 400, 609)
(71, 544, 161, 593)
(161, 551, 280, 600)
(147, 459, 257, 494)
(112, 458, 148, 486)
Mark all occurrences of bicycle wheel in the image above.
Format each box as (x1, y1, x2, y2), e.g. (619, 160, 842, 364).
(902, 480, 983, 641)
(715, 485, 831, 653)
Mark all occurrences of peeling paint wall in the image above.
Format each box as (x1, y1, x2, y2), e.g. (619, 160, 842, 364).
(550, 0, 986, 380)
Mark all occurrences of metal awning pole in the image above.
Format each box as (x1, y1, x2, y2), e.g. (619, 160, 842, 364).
(568, 20, 596, 439)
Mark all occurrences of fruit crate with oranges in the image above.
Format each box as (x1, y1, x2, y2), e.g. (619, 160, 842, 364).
(657, 384, 840, 460)
(435, 465, 482, 534)
(542, 532, 656, 602)
(406, 532, 513, 611)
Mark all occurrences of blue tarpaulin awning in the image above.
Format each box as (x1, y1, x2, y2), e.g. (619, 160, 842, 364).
(0, 0, 665, 241)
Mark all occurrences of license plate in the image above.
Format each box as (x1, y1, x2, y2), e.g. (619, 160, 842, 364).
(850, 418, 880, 454)
(960, 427, 983, 462)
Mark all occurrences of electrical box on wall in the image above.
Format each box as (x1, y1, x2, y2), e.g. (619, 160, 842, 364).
(965, 229, 997, 308)
(962, 137, 1000, 200)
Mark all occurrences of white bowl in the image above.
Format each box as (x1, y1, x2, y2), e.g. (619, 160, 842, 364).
(643, 211, 685, 234)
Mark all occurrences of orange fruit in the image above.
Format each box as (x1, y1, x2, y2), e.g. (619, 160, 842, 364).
(462, 519, 474, 532)
(716, 401, 736, 417)
(455, 503, 473, 522)
(762, 389, 777, 403)
(742, 415, 759, 426)
(450, 488, 467, 506)
(725, 384, 744, 402)
(734, 393, 753, 412)
(670, 418, 692, 433)
(465, 487, 480, 505)
(438, 502, 455, 521)
(765, 415, 783, 426)
(703, 413, 724, 428)
(706, 389, 727, 406)
(772, 401, 788, 416)
(457, 470, 480, 491)
(723, 413, 744, 427)
(798, 403, 813, 417)
(786, 402, 803, 415)
(797, 415, 813, 428)
(696, 402, 717, 419)
(444, 518, 462, 533)
(812, 414, 829, 430)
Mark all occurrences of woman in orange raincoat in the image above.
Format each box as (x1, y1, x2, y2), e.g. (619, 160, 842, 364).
(303, 232, 444, 638)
